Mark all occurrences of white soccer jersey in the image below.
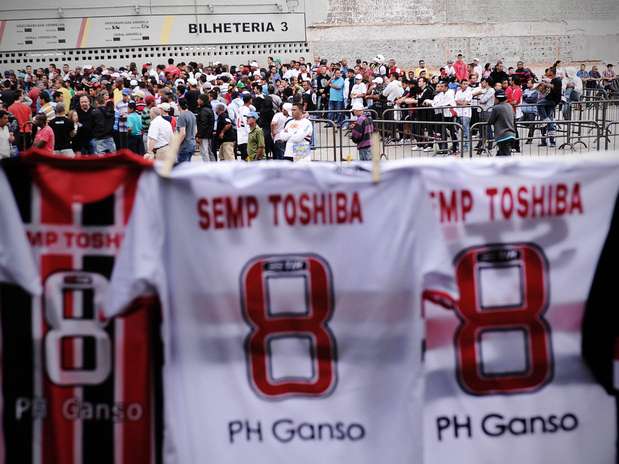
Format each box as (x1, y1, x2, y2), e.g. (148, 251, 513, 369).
(417, 156, 619, 464)
(106, 162, 455, 464)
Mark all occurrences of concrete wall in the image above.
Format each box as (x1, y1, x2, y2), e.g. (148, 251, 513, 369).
(306, 0, 619, 68)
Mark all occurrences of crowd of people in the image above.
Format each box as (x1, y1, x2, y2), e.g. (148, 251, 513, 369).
(0, 54, 616, 160)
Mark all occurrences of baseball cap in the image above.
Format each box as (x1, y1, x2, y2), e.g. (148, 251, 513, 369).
(122, 88, 132, 96)
(355, 74, 363, 80)
(174, 79, 185, 87)
(158, 102, 171, 112)
(351, 102, 364, 111)
(250, 61, 259, 67)
(187, 78, 198, 86)
(372, 77, 384, 84)
(495, 89, 507, 100)
(245, 111, 259, 119)
(282, 102, 293, 113)
(133, 90, 145, 98)
(130, 79, 138, 86)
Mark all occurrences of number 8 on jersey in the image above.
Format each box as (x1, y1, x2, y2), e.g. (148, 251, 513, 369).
(241, 254, 337, 399)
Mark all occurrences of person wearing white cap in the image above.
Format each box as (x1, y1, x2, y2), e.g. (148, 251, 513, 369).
(146, 106, 173, 160)
(350, 102, 374, 161)
(350, 74, 367, 108)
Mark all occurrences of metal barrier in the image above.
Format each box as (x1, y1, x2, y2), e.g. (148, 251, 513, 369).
(468, 120, 602, 158)
(308, 118, 338, 162)
(366, 119, 465, 160)
(605, 122, 619, 151)
(308, 108, 379, 122)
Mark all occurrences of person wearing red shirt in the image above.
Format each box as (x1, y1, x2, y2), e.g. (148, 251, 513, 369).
(454, 54, 468, 82)
(8, 89, 32, 150)
(164, 58, 181, 79)
(33, 113, 55, 152)
(505, 77, 524, 153)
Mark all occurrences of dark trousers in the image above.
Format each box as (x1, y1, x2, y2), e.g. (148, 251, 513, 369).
(237, 143, 248, 161)
(497, 139, 512, 156)
(273, 141, 286, 160)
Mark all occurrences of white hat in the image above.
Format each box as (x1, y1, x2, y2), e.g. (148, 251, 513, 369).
(253, 70, 261, 77)
(187, 78, 198, 86)
(132, 90, 145, 98)
(83, 65, 92, 70)
(206, 74, 217, 82)
(194, 72, 202, 79)
(174, 78, 185, 86)
(351, 102, 364, 111)
(473, 57, 480, 62)
(111, 72, 120, 78)
(130, 79, 138, 86)
(355, 74, 363, 80)
(372, 77, 384, 84)
(158, 102, 171, 112)
(374, 55, 385, 64)
(213, 61, 221, 66)
(250, 61, 258, 67)
(282, 102, 293, 113)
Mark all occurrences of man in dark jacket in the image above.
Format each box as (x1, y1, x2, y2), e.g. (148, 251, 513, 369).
(488, 90, 517, 156)
(91, 94, 116, 154)
(76, 94, 95, 154)
(196, 93, 215, 161)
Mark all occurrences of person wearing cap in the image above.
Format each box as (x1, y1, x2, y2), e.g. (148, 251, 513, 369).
(488, 89, 517, 156)
(271, 102, 292, 160)
(146, 106, 173, 160)
(350, 74, 367, 109)
(126, 101, 144, 155)
(350, 102, 374, 161)
(185, 78, 201, 114)
(246, 112, 265, 161)
(213, 102, 236, 161)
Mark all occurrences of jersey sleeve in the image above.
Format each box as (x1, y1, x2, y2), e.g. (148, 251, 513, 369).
(582, 192, 619, 395)
(104, 170, 164, 317)
(0, 167, 41, 295)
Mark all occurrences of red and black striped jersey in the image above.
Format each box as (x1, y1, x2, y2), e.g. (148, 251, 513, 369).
(0, 150, 162, 464)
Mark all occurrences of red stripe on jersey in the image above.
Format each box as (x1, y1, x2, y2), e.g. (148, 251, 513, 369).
(122, 173, 140, 224)
(613, 339, 619, 361)
(122, 304, 152, 463)
(41, 253, 75, 464)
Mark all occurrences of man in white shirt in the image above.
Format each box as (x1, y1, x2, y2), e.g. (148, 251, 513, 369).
(382, 74, 404, 105)
(455, 79, 473, 150)
(424, 81, 458, 154)
(146, 107, 173, 160)
(471, 78, 495, 153)
(350, 75, 367, 108)
(279, 102, 313, 162)
(271, 102, 292, 160)
(0, 110, 14, 158)
(236, 94, 253, 161)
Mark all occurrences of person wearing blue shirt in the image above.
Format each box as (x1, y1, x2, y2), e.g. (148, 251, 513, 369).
(328, 69, 345, 126)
